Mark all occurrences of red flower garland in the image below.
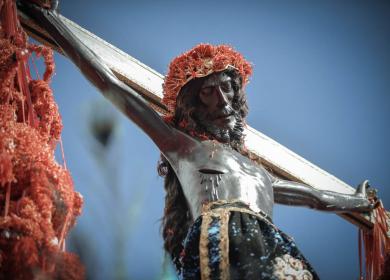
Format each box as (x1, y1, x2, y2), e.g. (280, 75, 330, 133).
(0, 1, 84, 279)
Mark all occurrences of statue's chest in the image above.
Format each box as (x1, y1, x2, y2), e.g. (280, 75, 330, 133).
(191, 141, 239, 174)
(174, 140, 273, 201)
(179, 140, 263, 173)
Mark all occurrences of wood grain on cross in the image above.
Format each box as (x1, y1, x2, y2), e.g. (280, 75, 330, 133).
(19, 13, 373, 229)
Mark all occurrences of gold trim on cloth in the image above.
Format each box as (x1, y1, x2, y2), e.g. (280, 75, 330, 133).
(219, 208, 230, 280)
(199, 207, 231, 280)
(199, 201, 232, 280)
(201, 200, 274, 227)
(200, 211, 212, 280)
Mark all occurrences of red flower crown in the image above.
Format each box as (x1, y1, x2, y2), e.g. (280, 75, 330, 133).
(162, 44, 253, 117)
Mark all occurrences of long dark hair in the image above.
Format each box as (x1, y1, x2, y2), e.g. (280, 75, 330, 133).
(158, 69, 249, 268)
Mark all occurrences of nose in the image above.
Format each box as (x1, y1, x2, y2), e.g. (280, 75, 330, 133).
(199, 85, 231, 109)
(214, 86, 229, 107)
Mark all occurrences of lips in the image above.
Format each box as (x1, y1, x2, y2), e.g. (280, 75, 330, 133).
(212, 108, 234, 120)
(213, 114, 235, 126)
(214, 114, 233, 121)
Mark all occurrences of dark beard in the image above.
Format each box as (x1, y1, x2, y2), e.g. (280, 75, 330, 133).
(193, 110, 245, 148)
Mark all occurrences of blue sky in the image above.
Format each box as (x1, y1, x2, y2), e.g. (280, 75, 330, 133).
(45, 1, 390, 279)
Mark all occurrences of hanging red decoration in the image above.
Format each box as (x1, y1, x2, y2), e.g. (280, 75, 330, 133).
(361, 201, 390, 280)
(0, 1, 84, 279)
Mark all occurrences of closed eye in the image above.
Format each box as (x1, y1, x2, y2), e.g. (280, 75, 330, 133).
(220, 81, 232, 92)
(199, 168, 225, 174)
(200, 87, 213, 97)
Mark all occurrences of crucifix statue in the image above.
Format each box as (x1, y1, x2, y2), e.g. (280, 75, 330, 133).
(17, 1, 389, 279)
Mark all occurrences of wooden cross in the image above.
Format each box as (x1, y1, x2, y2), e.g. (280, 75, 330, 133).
(19, 12, 374, 230)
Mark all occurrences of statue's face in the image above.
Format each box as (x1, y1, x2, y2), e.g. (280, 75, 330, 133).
(193, 71, 238, 142)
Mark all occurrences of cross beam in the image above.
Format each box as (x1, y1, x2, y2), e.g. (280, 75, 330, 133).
(19, 12, 373, 230)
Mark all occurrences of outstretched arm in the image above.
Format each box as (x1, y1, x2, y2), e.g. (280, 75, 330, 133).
(273, 178, 376, 213)
(17, 1, 180, 153)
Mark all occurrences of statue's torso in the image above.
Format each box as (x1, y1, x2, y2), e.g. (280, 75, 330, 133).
(166, 137, 274, 219)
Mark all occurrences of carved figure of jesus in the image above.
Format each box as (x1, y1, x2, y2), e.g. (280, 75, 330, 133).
(18, 2, 375, 279)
